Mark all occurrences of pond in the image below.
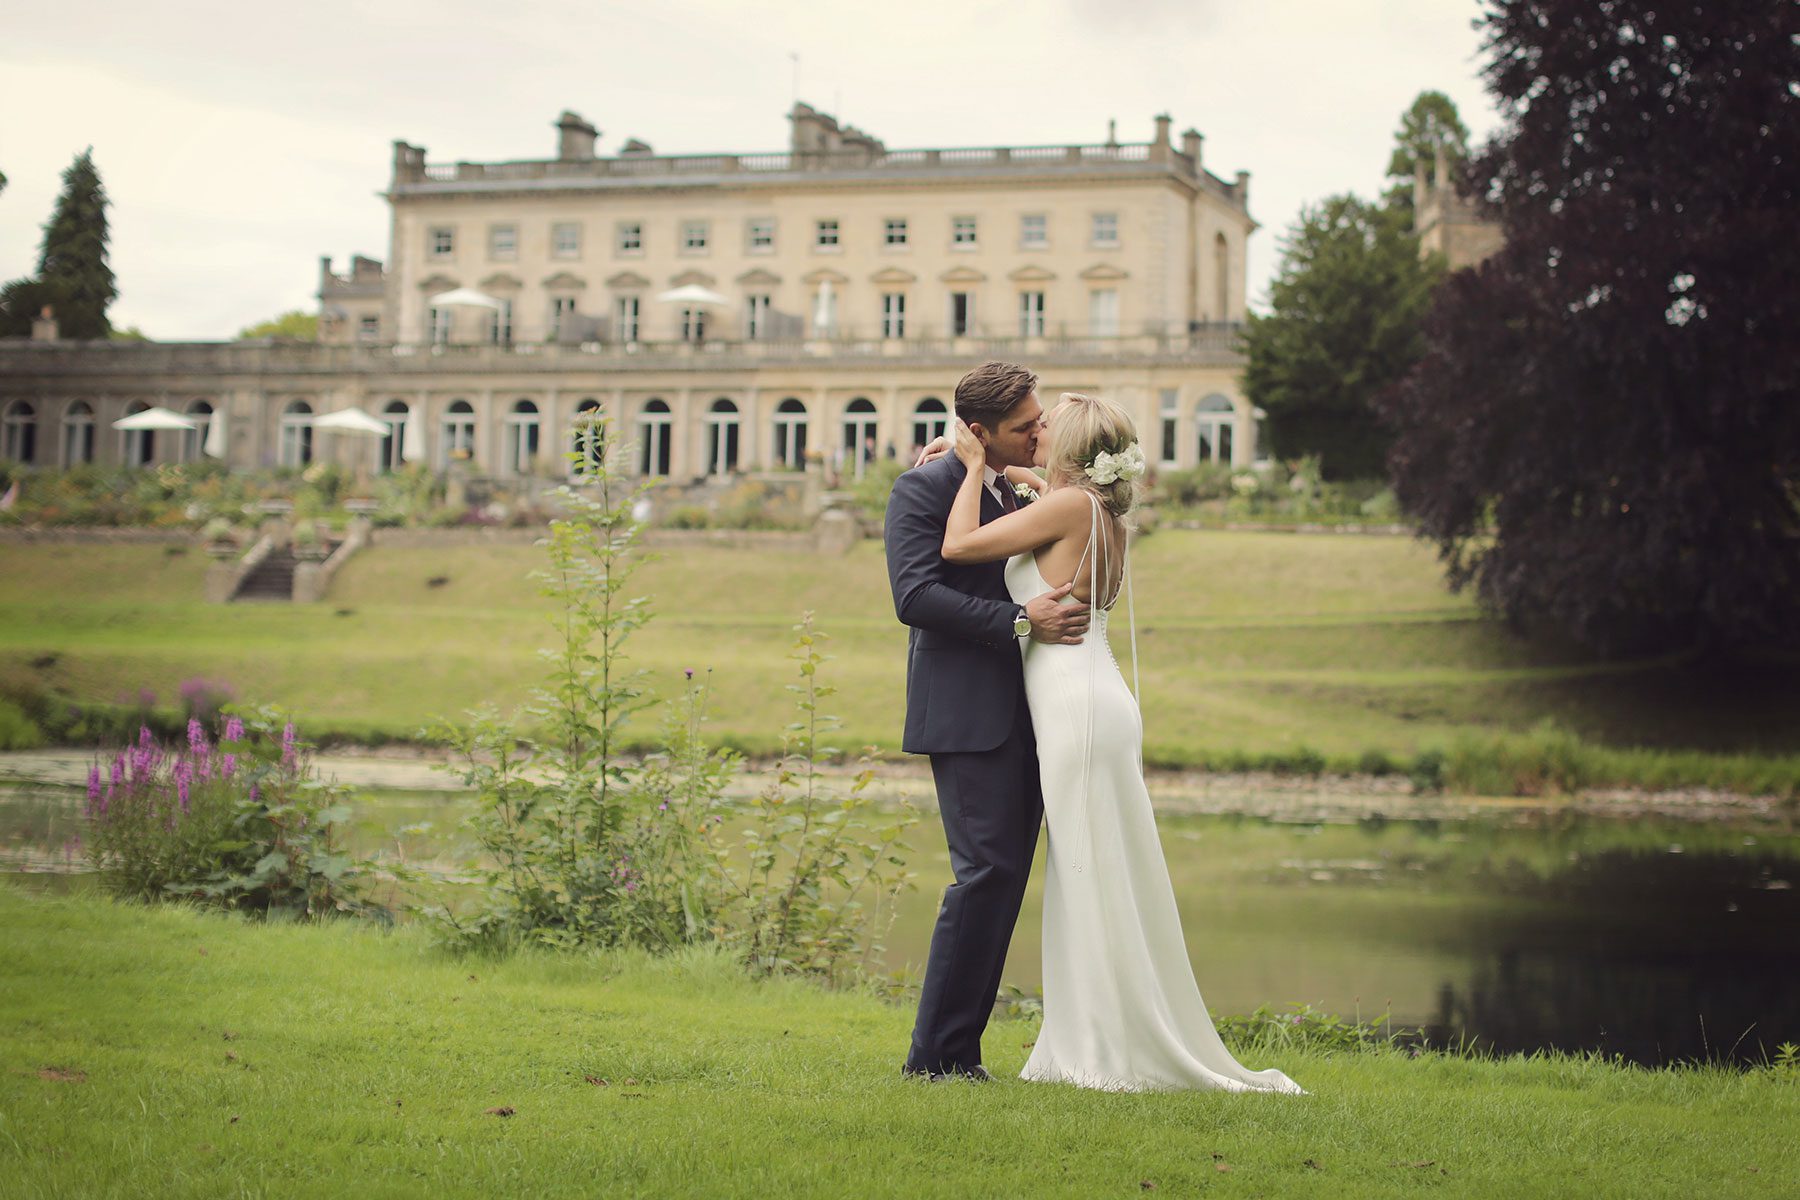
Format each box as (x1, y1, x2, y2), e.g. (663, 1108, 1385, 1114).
(5, 778, 1797, 1068)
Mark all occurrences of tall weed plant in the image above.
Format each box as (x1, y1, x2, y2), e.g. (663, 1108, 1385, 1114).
(420, 410, 915, 982)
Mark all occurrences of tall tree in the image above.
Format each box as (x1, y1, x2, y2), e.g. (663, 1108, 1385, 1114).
(35, 149, 116, 339)
(1384, 91, 1471, 212)
(1375, 0, 1800, 655)
(1241, 194, 1444, 479)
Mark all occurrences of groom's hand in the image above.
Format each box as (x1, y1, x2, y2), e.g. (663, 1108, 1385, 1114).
(1027, 583, 1090, 645)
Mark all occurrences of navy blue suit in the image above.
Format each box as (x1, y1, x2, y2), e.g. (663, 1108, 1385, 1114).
(885, 455, 1044, 1074)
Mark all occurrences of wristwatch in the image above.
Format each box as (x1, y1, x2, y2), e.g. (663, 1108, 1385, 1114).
(1013, 608, 1031, 639)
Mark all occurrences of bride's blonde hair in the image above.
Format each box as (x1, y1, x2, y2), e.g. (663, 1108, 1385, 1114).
(1044, 392, 1140, 518)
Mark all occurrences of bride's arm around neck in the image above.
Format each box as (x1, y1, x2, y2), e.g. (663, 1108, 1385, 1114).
(941, 482, 1087, 565)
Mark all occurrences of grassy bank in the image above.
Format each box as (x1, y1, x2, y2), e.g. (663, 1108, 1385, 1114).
(2, 535, 1797, 795)
(2, 883, 1795, 1198)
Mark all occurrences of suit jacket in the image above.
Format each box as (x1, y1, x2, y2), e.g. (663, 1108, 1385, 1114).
(884, 455, 1029, 755)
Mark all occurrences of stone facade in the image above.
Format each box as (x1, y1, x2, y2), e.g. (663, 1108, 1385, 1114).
(0, 103, 1267, 480)
(1413, 148, 1504, 272)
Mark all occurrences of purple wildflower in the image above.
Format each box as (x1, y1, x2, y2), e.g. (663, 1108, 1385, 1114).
(110, 756, 124, 788)
(249, 783, 261, 803)
(684, 668, 694, 680)
(221, 753, 237, 776)
(138, 726, 154, 750)
(281, 722, 297, 767)
(187, 718, 206, 752)
(223, 715, 245, 743)
(658, 801, 669, 811)
(87, 764, 101, 804)
(177, 774, 191, 812)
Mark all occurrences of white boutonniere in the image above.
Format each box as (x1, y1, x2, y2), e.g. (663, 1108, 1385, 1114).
(1012, 481, 1037, 505)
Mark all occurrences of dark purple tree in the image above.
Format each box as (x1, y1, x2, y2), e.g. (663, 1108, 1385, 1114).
(1378, 0, 1800, 654)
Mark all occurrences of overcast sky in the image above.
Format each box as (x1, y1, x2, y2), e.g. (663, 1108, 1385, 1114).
(2, 0, 1504, 340)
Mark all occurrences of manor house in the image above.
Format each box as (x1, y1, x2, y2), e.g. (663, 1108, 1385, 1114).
(0, 104, 1261, 482)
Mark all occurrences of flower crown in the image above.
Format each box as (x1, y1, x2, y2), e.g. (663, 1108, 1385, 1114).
(1084, 442, 1147, 486)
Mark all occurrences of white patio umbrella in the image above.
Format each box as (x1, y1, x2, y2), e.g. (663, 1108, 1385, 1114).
(314, 407, 391, 435)
(426, 287, 504, 311)
(203, 408, 227, 458)
(112, 406, 199, 431)
(655, 284, 730, 308)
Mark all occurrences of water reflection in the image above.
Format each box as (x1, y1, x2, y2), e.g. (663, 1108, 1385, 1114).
(5, 781, 1796, 1067)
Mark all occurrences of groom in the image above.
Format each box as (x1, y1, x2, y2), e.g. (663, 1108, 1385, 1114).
(885, 360, 1091, 1081)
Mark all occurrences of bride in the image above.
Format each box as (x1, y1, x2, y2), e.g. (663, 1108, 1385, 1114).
(931, 392, 1304, 1095)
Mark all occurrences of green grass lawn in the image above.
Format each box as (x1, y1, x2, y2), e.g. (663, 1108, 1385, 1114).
(2, 534, 1797, 788)
(2, 882, 1795, 1198)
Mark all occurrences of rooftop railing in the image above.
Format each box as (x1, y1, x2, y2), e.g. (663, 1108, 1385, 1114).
(396, 139, 1221, 191)
(0, 326, 1246, 378)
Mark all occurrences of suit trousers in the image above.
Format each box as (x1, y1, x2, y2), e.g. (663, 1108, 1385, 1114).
(906, 695, 1044, 1074)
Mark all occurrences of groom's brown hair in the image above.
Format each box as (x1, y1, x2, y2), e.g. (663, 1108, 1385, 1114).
(955, 361, 1038, 430)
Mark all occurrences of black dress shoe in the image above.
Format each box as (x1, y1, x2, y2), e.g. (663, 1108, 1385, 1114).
(902, 1063, 993, 1083)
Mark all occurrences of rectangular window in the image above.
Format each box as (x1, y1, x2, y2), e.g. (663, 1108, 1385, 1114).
(429, 227, 455, 259)
(681, 307, 708, 342)
(1159, 389, 1179, 465)
(616, 295, 640, 343)
(747, 217, 775, 252)
(489, 298, 514, 344)
(681, 220, 709, 253)
(1091, 212, 1119, 247)
(949, 292, 975, 336)
(488, 224, 517, 261)
(881, 292, 906, 339)
(884, 218, 908, 246)
(428, 306, 451, 344)
(358, 315, 380, 341)
(1019, 291, 1045, 337)
(550, 296, 578, 340)
(1089, 288, 1119, 337)
(1020, 213, 1047, 248)
(617, 222, 642, 254)
(815, 218, 840, 249)
(952, 215, 978, 246)
(551, 222, 582, 259)
(745, 294, 771, 340)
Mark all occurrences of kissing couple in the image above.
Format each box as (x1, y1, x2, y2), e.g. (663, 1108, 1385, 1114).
(885, 360, 1304, 1094)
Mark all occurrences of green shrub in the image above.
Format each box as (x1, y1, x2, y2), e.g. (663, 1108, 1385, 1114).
(0, 697, 45, 750)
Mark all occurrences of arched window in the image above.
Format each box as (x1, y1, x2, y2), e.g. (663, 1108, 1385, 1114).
(911, 396, 948, 453)
(570, 398, 604, 477)
(61, 401, 94, 466)
(440, 399, 475, 468)
(505, 398, 541, 476)
(379, 400, 410, 473)
(638, 399, 672, 477)
(181, 400, 214, 463)
(705, 398, 740, 476)
(772, 398, 808, 469)
(2, 400, 37, 464)
(120, 400, 155, 467)
(1196, 393, 1236, 465)
(841, 398, 879, 481)
(279, 400, 314, 467)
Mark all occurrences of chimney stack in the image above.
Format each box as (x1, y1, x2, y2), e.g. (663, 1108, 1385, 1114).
(1181, 128, 1202, 171)
(556, 111, 599, 161)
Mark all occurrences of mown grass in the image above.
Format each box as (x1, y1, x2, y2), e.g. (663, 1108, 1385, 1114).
(2, 535, 1797, 794)
(2, 882, 1795, 1199)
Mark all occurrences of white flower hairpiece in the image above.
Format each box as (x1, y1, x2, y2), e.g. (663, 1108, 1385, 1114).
(1084, 442, 1147, 486)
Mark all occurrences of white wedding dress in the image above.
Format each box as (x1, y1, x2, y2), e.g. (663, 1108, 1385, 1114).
(1005, 491, 1304, 1095)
